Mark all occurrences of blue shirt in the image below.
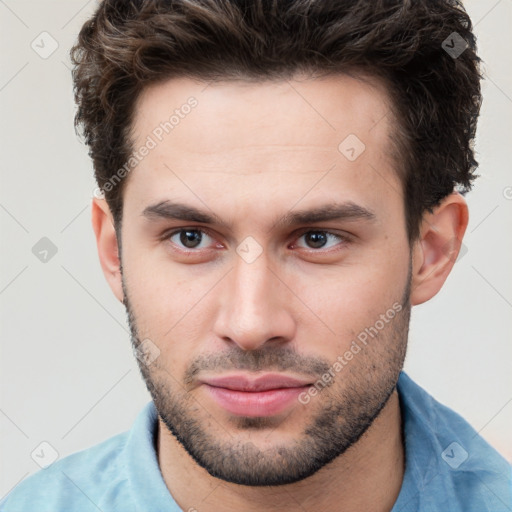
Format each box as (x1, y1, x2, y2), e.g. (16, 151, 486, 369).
(2, 372, 511, 511)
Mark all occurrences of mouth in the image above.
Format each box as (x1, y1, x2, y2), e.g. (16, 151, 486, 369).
(200, 373, 312, 417)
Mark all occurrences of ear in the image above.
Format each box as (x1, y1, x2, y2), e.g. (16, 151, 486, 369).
(91, 197, 124, 304)
(410, 191, 469, 306)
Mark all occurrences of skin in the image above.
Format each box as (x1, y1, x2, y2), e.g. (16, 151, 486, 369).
(92, 74, 468, 512)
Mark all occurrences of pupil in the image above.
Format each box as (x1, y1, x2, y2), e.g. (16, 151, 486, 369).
(306, 232, 326, 248)
(180, 230, 202, 248)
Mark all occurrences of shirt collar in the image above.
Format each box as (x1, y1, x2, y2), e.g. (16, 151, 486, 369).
(124, 402, 180, 512)
(124, 372, 510, 512)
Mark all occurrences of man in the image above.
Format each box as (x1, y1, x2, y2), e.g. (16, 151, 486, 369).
(2, 0, 510, 511)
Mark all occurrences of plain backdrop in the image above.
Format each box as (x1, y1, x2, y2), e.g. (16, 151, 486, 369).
(1, 0, 511, 499)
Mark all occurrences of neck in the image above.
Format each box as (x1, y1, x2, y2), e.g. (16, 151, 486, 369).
(157, 389, 404, 512)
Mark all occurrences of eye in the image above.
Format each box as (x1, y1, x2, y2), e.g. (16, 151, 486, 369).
(167, 228, 215, 250)
(294, 230, 349, 250)
(162, 228, 350, 255)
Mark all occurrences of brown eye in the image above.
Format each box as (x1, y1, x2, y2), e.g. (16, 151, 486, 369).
(168, 229, 213, 250)
(296, 230, 347, 250)
(303, 231, 328, 248)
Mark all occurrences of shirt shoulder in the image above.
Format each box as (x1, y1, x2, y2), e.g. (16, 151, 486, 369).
(393, 372, 512, 512)
(0, 430, 132, 512)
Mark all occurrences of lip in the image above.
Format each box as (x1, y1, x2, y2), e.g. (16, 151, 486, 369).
(201, 373, 312, 391)
(200, 373, 312, 417)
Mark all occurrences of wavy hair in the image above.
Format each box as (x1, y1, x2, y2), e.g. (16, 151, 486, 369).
(71, 0, 482, 242)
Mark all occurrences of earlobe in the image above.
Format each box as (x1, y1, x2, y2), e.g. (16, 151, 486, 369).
(91, 198, 124, 304)
(410, 192, 469, 306)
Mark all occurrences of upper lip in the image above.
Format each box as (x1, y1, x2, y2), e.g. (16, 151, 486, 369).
(201, 373, 312, 392)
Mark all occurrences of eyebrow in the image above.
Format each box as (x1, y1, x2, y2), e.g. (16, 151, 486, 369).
(270, 201, 377, 230)
(141, 200, 377, 230)
(142, 201, 230, 228)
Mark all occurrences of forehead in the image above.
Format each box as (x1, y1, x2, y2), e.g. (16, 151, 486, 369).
(133, 73, 393, 153)
(124, 74, 402, 226)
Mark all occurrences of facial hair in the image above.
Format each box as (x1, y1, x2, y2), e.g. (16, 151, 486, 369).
(123, 261, 411, 486)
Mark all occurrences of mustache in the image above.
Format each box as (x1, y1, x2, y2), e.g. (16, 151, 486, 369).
(183, 346, 332, 386)
(122, 291, 330, 383)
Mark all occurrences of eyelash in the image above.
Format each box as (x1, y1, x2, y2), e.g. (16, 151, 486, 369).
(161, 227, 351, 254)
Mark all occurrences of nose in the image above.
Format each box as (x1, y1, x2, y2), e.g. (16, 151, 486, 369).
(212, 250, 297, 351)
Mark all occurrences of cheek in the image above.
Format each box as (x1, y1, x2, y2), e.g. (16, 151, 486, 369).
(290, 252, 408, 348)
(122, 256, 217, 361)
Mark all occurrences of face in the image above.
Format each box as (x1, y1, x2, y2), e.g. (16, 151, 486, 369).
(119, 74, 412, 485)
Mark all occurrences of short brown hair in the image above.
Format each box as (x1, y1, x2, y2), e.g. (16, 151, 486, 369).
(71, 0, 482, 243)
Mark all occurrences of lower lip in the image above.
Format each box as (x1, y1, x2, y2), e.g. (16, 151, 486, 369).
(203, 384, 310, 417)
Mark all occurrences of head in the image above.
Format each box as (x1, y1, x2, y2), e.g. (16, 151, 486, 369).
(73, 0, 481, 486)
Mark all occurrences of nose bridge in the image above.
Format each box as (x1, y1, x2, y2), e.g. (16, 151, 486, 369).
(213, 247, 296, 350)
(232, 250, 273, 315)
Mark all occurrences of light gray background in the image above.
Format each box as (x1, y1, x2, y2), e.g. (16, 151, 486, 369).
(1, 0, 511, 499)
